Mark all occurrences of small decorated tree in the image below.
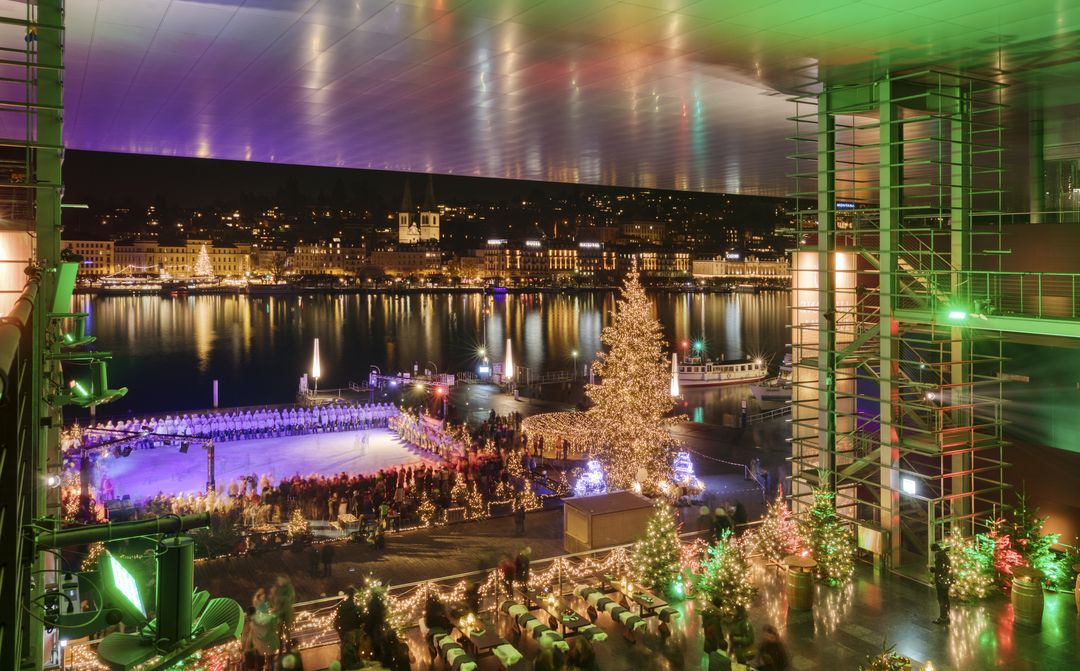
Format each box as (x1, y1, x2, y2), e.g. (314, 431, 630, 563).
(945, 529, 995, 601)
(450, 475, 467, 505)
(698, 530, 757, 616)
(518, 483, 542, 512)
(632, 504, 683, 595)
(753, 485, 804, 564)
(986, 517, 1025, 589)
(465, 483, 487, 520)
(417, 492, 437, 527)
(858, 642, 910, 671)
(287, 509, 309, 539)
(799, 484, 854, 585)
(1007, 493, 1066, 588)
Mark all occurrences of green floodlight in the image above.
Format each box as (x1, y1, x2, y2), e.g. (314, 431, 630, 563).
(947, 310, 967, 320)
(104, 552, 146, 620)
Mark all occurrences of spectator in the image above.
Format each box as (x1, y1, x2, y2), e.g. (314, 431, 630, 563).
(321, 543, 335, 578)
(334, 588, 362, 668)
(755, 624, 790, 671)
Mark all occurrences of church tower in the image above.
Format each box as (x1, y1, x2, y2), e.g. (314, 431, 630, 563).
(397, 179, 420, 244)
(418, 175, 440, 242)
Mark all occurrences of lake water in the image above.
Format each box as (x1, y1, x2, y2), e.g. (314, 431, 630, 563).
(71, 290, 790, 424)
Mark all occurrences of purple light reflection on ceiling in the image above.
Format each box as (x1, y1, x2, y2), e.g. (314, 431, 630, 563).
(54, 0, 796, 195)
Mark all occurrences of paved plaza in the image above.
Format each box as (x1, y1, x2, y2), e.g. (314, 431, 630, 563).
(199, 510, 1078, 671)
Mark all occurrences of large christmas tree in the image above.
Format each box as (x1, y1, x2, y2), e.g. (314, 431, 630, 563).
(752, 485, 804, 564)
(632, 504, 683, 594)
(586, 263, 679, 488)
(799, 485, 854, 585)
(698, 530, 757, 616)
(193, 243, 214, 277)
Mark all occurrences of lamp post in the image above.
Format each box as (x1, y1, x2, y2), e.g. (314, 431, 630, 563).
(572, 350, 578, 379)
(368, 365, 381, 403)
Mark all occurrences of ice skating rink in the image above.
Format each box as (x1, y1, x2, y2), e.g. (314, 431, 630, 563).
(99, 429, 434, 501)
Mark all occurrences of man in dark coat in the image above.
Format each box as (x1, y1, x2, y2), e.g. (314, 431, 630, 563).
(930, 542, 952, 624)
(334, 588, 362, 667)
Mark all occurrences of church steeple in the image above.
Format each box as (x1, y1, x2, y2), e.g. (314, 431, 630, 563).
(421, 174, 436, 212)
(397, 179, 420, 244)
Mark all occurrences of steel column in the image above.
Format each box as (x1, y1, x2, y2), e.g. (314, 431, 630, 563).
(816, 90, 837, 490)
(878, 78, 902, 567)
(949, 85, 973, 531)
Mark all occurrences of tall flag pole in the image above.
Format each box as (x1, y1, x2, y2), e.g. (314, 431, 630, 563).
(670, 352, 680, 397)
(312, 338, 321, 395)
(504, 338, 515, 383)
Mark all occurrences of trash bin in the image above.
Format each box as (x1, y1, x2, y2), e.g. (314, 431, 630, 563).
(783, 554, 816, 611)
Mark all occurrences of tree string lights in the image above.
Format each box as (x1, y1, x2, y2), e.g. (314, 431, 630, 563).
(632, 504, 682, 595)
(585, 262, 682, 488)
(799, 485, 854, 585)
(698, 530, 757, 616)
(417, 491, 437, 527)
(193, 243, 213, 277)
(750, 485, 804, 564)
(465, 483, 487, 520)
(287, 508, 310, 539)
(945, 529, 995, 601)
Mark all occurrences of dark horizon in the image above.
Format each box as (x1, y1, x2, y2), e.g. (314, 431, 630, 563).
(63, 150, 793, 210)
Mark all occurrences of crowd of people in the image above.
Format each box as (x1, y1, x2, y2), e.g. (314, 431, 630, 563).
(121, 409, 557, 559)
(72, 401, 400, 448)
(701, 605, 791, 671)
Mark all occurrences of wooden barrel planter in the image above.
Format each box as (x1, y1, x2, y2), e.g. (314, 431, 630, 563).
(1073, 564, 1080, 614)
(1011, 566, 1045, 628)
(784, 554, 816, 611)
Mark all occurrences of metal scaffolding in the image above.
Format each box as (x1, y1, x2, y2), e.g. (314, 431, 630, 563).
(0, 2, 64, 669)
(788, 71, 1011, 570)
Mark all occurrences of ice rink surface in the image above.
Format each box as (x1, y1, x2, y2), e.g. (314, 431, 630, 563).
(98, 429, 434, 501)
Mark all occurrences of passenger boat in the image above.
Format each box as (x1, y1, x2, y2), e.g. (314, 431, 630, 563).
(677, 355, 767, 387)
(751, 353, 793, 400)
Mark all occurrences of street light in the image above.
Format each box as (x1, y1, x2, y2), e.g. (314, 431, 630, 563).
(572, 349, 578, 378)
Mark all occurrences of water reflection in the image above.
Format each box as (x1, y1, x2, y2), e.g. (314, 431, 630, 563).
(72, 290, 790, 418)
